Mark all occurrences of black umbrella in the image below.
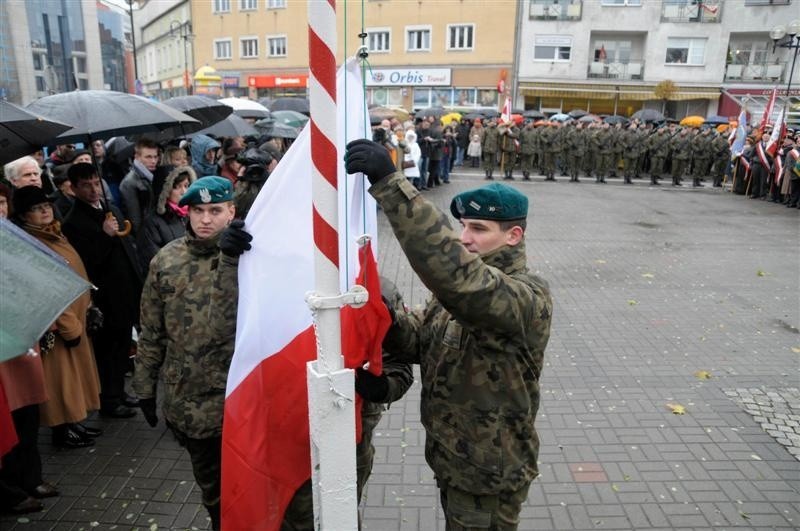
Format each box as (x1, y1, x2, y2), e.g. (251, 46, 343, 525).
(603, 115, 629, 126)
(480, 109, 500, 119)
(163, 95, 233, 128)
(104, 137, 135, 165)
(255, 122, 301, 139)
(0, 100, 72, 165)
(417, 107, 446, 118)
(578, 114, 601, 123)
(27, 90, 201, 144)
(463, 112, 484, 120)
(522, 109, 545, 119)
(631, 109, 665, 123)
(192, 114, 258, 138)
(704, 115, 730, 125)
(269, 97, 310, 115)
(257, 97, 273, 109)
(568, 109, 588, 118)
(369, 115, 383, 126)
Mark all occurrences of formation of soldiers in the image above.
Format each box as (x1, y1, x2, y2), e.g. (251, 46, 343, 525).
(477, 119, 732, 188)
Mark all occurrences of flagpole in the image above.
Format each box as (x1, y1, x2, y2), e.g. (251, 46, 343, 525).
(305, 1, 359, 529)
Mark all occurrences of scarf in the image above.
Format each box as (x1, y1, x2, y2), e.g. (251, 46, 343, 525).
(133, 159, 154, 182)
(167, 200, 189, 218)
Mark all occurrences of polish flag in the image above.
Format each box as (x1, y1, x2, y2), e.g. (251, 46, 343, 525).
(500, 96, 512, 125)
(221, 58, 387, 530)
(766, 107, 785, 158)
(760, 87, 777, 133)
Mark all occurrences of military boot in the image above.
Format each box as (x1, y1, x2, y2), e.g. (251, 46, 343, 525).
(484, 169, 491, 180)
(693, 178, 704, 188)
(651, 175, 660, 186)
(522, 171, 531, 181)
(205, 503, 221, 531)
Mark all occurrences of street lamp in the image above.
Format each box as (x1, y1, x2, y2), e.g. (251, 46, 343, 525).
(770, 19, 800, 119)
(170, 20, 194, 96)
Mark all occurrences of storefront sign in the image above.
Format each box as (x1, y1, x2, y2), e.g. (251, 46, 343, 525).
(366, 68, 451, 87)
(725, 87, 800, 96)
(145, 81, 161, 91)
(248, 74, 309, 88)
(222, 72, 241, 88)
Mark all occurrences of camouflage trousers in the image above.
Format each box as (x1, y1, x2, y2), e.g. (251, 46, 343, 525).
(671, 158, 689, 180)
(518, 154, 535, 175)
(623, 155, 638, 178)
(440, 481, 532, 531)
(169, 425, 221, 530)
(692, 158, 712, 179)
(482, 151, 496, 171)
(568, 153, 584, 177)
(650, 155, 666, 178)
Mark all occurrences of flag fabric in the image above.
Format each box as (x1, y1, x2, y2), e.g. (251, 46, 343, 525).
(500, 97, 511, 125)
(765, 107, 785, 158)
(731, 106, 747, 157)
(221, 58, 380, 530)
(598, 45, 607, 61)
(760, 88, 777, 132)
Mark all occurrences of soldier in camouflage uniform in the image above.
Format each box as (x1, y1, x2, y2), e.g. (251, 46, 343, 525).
(622, 124, 640, 184)
(565, 122, 586, 182)
(690, 128, 713, 187)
(710, 131, 731, 187)
(481, 120, 500, 180)
(646, 127, 671, 185)
(592, 123, 612, 183)
(345, 139, 553, 530)
(583, 122, 598, 178)
(518, 121, 537, 181)
(609, 123, 625, 178)
(499, 122, 519, 180)
(669, 128, 692, 186)
(540, 122, 560, 181)
(133, 176, 253, 531)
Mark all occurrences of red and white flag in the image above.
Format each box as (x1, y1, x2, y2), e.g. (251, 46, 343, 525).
(765, 107, 785, 158)
(500, 96, 511, 125)
(760, 88, 777, 133)
(221, 58, 388, 530)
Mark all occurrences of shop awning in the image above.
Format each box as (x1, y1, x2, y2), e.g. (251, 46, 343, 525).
(520, 83, 719, 101)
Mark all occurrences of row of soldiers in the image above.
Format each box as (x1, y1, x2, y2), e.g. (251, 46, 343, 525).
(478, 119, 731, 187)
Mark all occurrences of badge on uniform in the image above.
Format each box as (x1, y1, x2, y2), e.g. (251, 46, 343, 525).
(199, 188, 211, 203)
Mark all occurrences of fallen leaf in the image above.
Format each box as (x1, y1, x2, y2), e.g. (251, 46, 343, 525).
(611, 484, 619, 491)
(740, 511, 750, 520)
(151, 524, 159, 531)
(756, 270, 766, 277)
(666, 403, 686, 415)
(792, 347, 800, 353)
(694, 370, 712, 380)
(595, 259, 606, 264)
(627, 299, 638, 306)
(641, 273, 654, 278)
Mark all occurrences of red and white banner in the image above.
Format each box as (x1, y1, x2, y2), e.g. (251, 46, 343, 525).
(221, 58, 384, 530)
(760, 88, 777, 132)
(766, 107, 785, 158)
(500, 96, 511, 125)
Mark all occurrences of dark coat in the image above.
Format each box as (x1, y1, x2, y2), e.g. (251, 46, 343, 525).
(62, 199, 144, 330)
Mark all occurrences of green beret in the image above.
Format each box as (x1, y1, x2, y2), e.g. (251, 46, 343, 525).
(450, 183, 528, 221)
(179, 176, 233, 206)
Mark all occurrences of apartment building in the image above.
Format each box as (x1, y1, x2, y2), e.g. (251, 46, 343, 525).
(138, 0, 195, 99)
(190, 0, 518, 110)
(517, 0, 798, 119)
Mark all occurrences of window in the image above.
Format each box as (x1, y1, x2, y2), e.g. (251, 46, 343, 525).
(214, 39, 232, 60)
(533, 35, 572, 61)
(367, 28, 391, 53)
(240, 0, 257, 10)
(447, 24, 474, 51)
(32, 53, 42, 70)
(601, 0, 641, 5)
(267, 0, 286, 8)
(240, 36, 259, 58)
(728, 41, 768, 66)
(267, 35, 287, 57)
(406, 26, 431, 52)
(665, 37, 706, 65)
(35, 76, 46, 92)
(78, 78, 89, 90)
(213, 0, 231, 13)
(593, 40, 632, 63)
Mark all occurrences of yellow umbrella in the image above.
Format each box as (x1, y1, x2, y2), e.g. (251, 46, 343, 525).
(441, 112, 462, 126)
(679, 115, 705, 127)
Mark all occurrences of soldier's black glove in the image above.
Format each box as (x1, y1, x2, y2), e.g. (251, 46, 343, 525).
(354, 368, 389, 403)
(139, 397, 158, 427)
(381, 295, 397, 325)
(345, 139, 396, 185)
(219, 220, 253, 257)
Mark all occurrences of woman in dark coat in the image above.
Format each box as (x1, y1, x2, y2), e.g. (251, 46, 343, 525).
(137, 165, 196, 275)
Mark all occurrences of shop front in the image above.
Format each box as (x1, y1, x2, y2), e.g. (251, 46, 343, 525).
(194, 66, 222, 98)
(247, 74, 309, 99)
(220, 71, 246, 98)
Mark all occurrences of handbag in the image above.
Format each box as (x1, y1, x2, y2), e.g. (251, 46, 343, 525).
(402, 159, 416, 169)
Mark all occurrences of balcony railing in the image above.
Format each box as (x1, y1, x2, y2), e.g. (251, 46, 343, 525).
(529, 0, 583, 21)
(661, 0, 722, 23)
(724, 62, 786, 82)
(587, 60, 645, 80)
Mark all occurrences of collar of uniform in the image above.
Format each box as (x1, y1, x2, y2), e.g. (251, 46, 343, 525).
(185, 229, 221, 256)
(481, 242, 527, 275)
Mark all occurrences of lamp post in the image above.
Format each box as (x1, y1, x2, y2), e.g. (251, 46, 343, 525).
(770, 20, 800, 123)
(170, 20, 194, 96)
(127, 0, 139, 83)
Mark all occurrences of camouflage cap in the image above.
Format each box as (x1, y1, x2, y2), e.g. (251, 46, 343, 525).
(179, 176, 233, 206)
(450, 183, 528, 221)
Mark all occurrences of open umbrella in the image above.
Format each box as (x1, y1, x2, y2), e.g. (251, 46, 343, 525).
(0, 100, 73, 165)
(479, 108, 500, 119)
(631, 109, 665, 123)
(163, 95, 233, 128)
(603, 115, 629, 126)
(463, 112, 484, 120)
(219, 97, 271, 119)
(416, 107, 446, 118)
(578, 114, 601, 123)
(522, 109, 545, 119)
(254, 120, 301, 139)
(549, 113, 571, 122)
(270, 110, 309, 129)
(26, 90, 201, 144)
(257, 97, 273, 109)
(192, 114, 258, 138)
(441, 112, 462, 126)
(0, 218, 92, 362)
(269, 97, 310, 115)
(704, 115, 731, 126)
(679, 115, 705, 127)
(567, 109, 588, 118)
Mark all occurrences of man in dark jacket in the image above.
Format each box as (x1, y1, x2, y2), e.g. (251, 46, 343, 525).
(119, 138, 160, 235)
(62, 163, 144, 418)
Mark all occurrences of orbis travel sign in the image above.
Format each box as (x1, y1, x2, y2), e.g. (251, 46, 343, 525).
(366, 68, 451, 87)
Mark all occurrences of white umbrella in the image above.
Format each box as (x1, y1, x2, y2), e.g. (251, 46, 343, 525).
(219, 97, 271, 119)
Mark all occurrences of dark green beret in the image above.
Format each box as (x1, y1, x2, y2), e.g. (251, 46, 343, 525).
(450, 183, 528, 221)
(179, 176, 233, 206)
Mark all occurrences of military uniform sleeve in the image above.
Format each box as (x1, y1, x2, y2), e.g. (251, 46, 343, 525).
(383, 307, 423, 364)
(207, 253, 239, 347)
(369, 173, 540, 335)
(381, 352, 414, 404)
(133, 254, 167, 400)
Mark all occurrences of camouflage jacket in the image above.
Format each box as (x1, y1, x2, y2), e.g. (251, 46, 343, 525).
(133, 232, 239, 439)
(482, 127, 500, 153)
(370, 172, 553, 495)
(519, 128, 537, 155)
(499, 125, 519, 153)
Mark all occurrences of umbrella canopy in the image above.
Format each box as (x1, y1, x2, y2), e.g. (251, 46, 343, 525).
(163, 95, 233, 128)
(479, 109, 500, 119)
(680, 115, 705, 127)
(704, 115, 731, 125)
(0, 100, 73, 165)
(269, 97, 310, 115)
(579, 114, 602, 123)
(603, 115, 629, 126)
(26, 90, 201, 144)
(416, 107, 446, 118)
(0, 219, 92, 362)
(254, 120, 301, 139)
(549, 113, 571, 122)
(257, 97, 273, 109)
(270, 110, 309, 129)
(193, 114, 258, 138)
(568, 109, 588, 118)
(368, 115, 382, 126)
(104, 137, 135, 164)
(441, 112, 463, 126)
(631, 109, 665, 123)
(522, 109, 545, 119)
(463, 112, 484, 120)
(219, 97, 271, 119)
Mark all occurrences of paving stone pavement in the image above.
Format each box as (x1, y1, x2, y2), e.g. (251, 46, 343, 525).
(2, 169, 798, 530)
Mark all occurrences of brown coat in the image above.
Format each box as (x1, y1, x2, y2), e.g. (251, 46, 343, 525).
(24, 223, 101, 426)
(0, 346, 47, 411)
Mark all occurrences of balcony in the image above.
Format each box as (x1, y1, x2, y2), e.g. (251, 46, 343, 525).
(529, 0, 583, 21)
(661, 0, 722, 23)
(587, 60, 645, 80)
(724, 62, 786, 82)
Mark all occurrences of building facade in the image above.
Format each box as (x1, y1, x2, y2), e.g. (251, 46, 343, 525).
(516, 0, 799, 120)
(137, 0, 194, 100)
(190, 0, 517, 109)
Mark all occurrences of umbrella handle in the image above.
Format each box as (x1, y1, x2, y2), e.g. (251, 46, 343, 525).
(105, 212, 132, 237)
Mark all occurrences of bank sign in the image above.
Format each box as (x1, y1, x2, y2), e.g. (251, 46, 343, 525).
(366, 68, 451, 87)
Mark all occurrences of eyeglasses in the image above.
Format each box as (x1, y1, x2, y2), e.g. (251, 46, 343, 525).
(29, 203, 53, 214)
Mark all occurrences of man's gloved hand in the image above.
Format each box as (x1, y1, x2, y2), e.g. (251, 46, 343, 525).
(139, 397, 158, 427)
(354, 368, 390, 403)
(219, 220, 253, 257)
(381, 295, 397, 325)
(345, 139, 396, 185)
